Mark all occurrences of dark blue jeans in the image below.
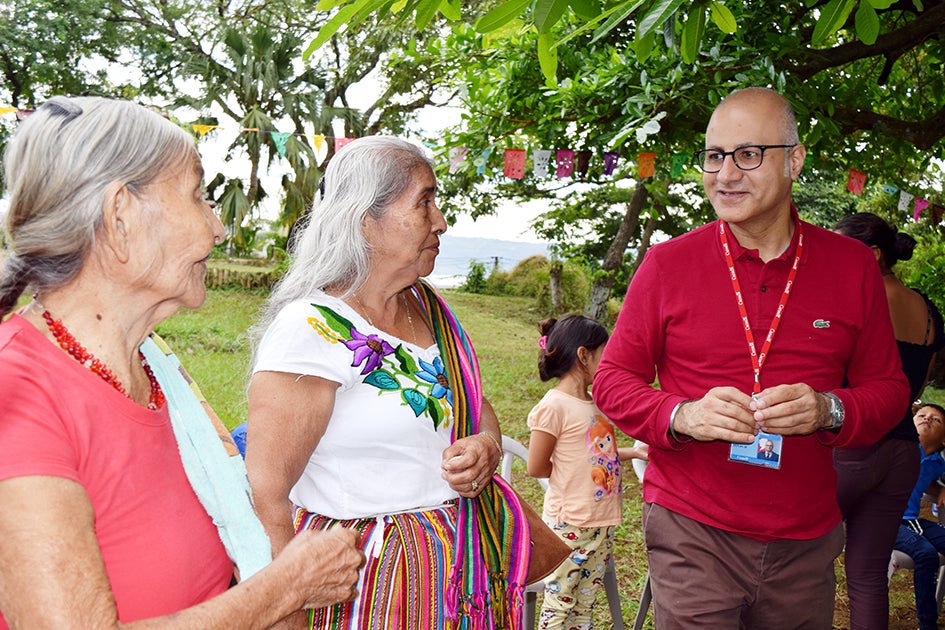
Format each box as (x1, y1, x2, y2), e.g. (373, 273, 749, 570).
(894, 518, 945, 630)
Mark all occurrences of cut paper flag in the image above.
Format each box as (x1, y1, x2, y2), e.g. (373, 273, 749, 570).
(503, 148, 526, 179)
(575, 150, 592, 177)
(334, 137, 354, 152)
(556, 150, 574, 178)
(449, 147, 469, 174)
(191, 124, 218, 137)
(914, 197, 930, 222)
(0, 107, 17, 115)
(312, 134, 326, 152)
(533, 149, 552, 178)
(846, 169, 866, 195)
(670, 152, 689, 178)
(638, 152, 656, 178)
(883, 184, 899, 195)
(898, 190, 915, 213)
(933, 204, 945, 224)
(475, 148, 492, 176)
(603, 152, 619, 176)
(271, 132, 291, 158)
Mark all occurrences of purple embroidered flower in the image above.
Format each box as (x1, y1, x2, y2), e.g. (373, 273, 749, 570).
(416, 357, 453, 406)
(343, 328, 395, 374)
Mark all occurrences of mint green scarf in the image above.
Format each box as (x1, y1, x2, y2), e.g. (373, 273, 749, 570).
(140, 334, 271, 579)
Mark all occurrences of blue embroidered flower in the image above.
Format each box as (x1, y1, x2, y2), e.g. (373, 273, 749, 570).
(416, 357, 453, 406)
(343, 328, 395, 374)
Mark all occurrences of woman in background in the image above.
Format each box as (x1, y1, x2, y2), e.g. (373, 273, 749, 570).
(834, 212, 945, 630)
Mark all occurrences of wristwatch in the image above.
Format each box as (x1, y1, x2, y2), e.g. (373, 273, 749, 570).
(822, 392, 844, 431)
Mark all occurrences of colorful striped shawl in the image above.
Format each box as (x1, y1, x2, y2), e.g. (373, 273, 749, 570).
(412, 281, 529, 629)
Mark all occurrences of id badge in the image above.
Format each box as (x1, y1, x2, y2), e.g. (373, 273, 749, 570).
(728, 432, 782, 470)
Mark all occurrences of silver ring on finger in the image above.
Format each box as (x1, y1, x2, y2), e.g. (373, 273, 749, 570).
(471, 480, 479, 491)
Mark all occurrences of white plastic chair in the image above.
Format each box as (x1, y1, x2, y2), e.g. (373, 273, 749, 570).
(500, 435, 625, 630)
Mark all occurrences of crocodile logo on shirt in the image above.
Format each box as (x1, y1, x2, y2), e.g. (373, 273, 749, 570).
(813, 319, 831, 328)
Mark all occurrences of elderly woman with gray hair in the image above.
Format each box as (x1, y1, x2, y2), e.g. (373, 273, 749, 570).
(246, 136, 532, 629)
(0, 96, 363, 628)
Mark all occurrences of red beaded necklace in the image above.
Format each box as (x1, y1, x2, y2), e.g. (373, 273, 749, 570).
(36, 299, 165, 411)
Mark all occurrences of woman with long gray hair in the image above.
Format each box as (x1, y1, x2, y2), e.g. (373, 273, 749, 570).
(0, 96, 362, 628)
(246, 136, 532, 629)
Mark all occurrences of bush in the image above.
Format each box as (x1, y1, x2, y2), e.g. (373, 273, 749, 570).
(506, 255, 591, 315)
(459, 260, 488, 293)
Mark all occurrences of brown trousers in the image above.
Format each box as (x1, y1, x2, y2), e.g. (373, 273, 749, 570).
(643, 502, 844, 629)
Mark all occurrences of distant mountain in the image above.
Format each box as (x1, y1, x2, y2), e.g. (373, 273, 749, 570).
(432, 235, 550, 280)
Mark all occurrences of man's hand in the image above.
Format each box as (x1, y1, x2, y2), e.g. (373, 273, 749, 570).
(673, 386, 756, 443)
(749, 383, 830, 436)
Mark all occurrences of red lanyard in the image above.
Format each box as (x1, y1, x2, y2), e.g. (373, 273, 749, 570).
(719, 221, 803, 395)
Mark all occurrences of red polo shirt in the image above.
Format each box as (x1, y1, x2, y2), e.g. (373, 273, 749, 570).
(594, 214, 909, 541)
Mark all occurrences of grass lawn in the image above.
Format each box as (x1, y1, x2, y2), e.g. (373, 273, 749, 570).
(160, 287, 942, 629)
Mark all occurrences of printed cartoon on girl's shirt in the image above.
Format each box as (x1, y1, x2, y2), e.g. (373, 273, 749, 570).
(587, 414, 621, 500)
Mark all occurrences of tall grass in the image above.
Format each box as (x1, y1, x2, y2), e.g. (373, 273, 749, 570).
(160, 288, 935, 629)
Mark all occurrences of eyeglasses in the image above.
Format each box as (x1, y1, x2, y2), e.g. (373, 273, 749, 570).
(695, 145, 797, 173)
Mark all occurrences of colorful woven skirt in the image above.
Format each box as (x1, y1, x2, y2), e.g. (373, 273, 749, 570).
(294, 503, 459, 629)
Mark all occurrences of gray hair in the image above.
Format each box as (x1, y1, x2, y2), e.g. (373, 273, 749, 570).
(252, 136, 433, 346)
(0, 96, 196, 316)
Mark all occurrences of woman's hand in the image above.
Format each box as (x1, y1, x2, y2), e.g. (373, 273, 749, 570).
(279, 527, 365, 611)
(441, 432, 502, 498)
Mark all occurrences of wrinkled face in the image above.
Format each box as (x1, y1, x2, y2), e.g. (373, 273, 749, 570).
(363, 165, 446, 282)
(702, 93, 804, 232)
(914, 406, 945, 447)
(133, 155, 224, 311)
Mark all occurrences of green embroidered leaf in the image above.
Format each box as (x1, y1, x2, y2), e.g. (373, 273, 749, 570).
(365, 370, 400, 390)
(402, 389, 428, 416)
(427, 397, 444, 429)
(394, 345, 419, 374)
(313, 304, 358, 338)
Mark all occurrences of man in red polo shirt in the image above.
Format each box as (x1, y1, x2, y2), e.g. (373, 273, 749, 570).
(594, 87, 909, 628)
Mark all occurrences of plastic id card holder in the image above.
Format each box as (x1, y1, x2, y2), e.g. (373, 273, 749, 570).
(728, 432, 783, 470)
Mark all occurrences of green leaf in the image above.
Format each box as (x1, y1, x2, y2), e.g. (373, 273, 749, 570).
(709, 2, 737, 34)
(313, 305, 356, 337)
(439, 0, 462, 20)
(681, 6, 705, 64)
(315, 0, 351, 10)
(637, 0, 687, 42)
(304, 3, 362, 58)
(634, 29, 656, 63)
(535, 0, 570, 33)
(810, 0, 857, 47)
(569, 0, 601, 19)
(866, 0, 896, 8)
(427, 397, 444, 429)
(393, 345, 418, 374)
(589, 0, 647, 44)
(537, 32, 558, 85)
(854, 1, 879, 44)
(415, 0, 441, 28)
(475, 0, 531, 33)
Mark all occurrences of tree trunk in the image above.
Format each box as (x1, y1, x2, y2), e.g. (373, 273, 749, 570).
(584, 182, 649, 321)
(549, 260, 563, 314)
(630, 201, 661, 276)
